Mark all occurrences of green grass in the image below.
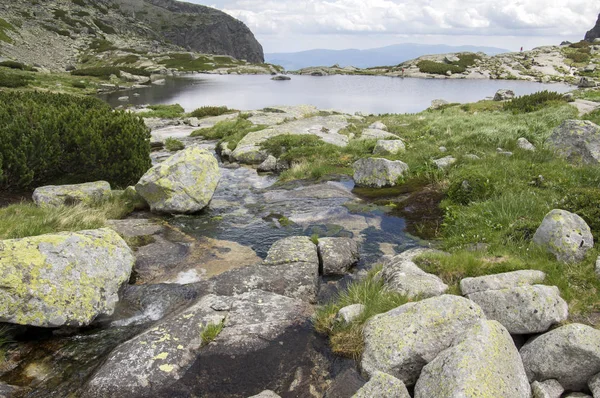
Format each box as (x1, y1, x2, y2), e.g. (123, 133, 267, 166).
(0, 72, 33, 88)
(164, 138, 185, 151)
(0, 18, 16, 43)
(113, 55, 140, 65)
(314, 265, 410, 358)
(0, 61, 33, 71)
(0, 325, 14, 362)
(157, 53, 244, 72)
(0, 195, 135, 240)
(201, 321, 224, 346)
(189, 106, 232, 118)
(418, 60, 465, 75)
(139, 104, 185, 119)
(190, 118, 266, 150)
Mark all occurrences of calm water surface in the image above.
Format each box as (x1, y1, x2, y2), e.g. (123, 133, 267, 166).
(100, 74, 572, 114)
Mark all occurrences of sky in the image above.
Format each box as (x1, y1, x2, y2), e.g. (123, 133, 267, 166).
(187, 0, 600, 53)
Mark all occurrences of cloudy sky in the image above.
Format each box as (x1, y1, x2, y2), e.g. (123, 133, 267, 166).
(189, 0, 599, 53)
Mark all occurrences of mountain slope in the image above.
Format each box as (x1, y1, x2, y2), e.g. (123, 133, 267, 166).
(266, 44, 511, 70)
(585, 13, 600, 42)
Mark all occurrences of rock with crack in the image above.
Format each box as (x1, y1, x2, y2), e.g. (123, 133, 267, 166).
(414, 320, 530, 398)
(494, 89, 515, 101)
(361, 295, 485, 385)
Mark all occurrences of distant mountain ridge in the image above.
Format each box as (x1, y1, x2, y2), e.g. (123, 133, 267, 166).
(266, 44, 511, 70)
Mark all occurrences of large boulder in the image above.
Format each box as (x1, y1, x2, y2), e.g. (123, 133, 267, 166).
(466, 285, 568, 334)
(520, 323, 600, 391)
(548, 120, 600, 164)
(460, 270, 546, 295)
(414, 320, 530, 398)
(352, 371, 410, 398)
(263, 236, 318, 265)
(532, 209, 593, 263)
(317, 237, 360, 275)
(361, 295, 485, 385)
(353, 158, 409, 188)
(0, 228, 134, 327)
(378, 255, 448, 299)
(373, 140, 406, 155)
(32, 181, 111, 207)
(135, 147, 221, 213)
(494, 89, 515, 101)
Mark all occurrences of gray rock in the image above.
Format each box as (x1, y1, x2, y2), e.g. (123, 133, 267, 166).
(532, 209, 593, 263)
(0, 382, 24, 397)
(318, 237, 360, 275)
(263, 236, 318, 265)
(439, 146, 447, 152)
(271, 75, 291, 81)
(520, 323, 600, 391)
(564, 394, 592, 398)
(588, 372, 600, 398)
(518, 137, 536, 151)
(373, 140, 406, 155)
(585, 64, 597, 73)
(379, 256, 448, 299)
(32, 181, 112, 207)
(257, 155, 278, 172)
(445, 55, 460, 63)
(360, 129, 398, 140)
(352, 371, 410, 398)
(0, 228, 134, 327)
(433, 156, 457, 169)
(460, 270, 546, 295)
(336, 304, 366, 324)
(549, 120, 600, 164)
(118, 96, 129, 102)
(414, 320, 530, 398)
(135, 147, 221, 214)
(353, 158, 409, 188)
(361, 295, 485, 385)
(369, 121, 388, 131)
(579, 77, 597, 88)
(466, 285, 568, 334)
(494, 89, 516, 101)
(185, 117, 200, 127)
(464, 154, 481, 160)
(430, 99, 449, 109)
(249, 391, 281, 398)
(531, 379, 564, 398)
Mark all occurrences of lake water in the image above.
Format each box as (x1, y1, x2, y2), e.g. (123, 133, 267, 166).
(99, 74, 572, 114)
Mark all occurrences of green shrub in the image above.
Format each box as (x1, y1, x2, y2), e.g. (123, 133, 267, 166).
(164, 138, 185, 151)
(260, 134, 332, 161)
(0, 61, 31, 71)
(114, 55, 139, 65)
(72, 0, 86, 6)
(191, 118, 265, 150)
(93, 18, 116, 34)
(418, 60, 465, 75)
(0, 72, 33, 88)
(0, 91, 151, 190)
(566, 51, 590, 63)
(71, 66, 121, 78)
(503, 91, 566, 113)
(570, 41, 591, 49)
(140, 104, 185, 118)
(72, 81, 87, 89)
(42, 24, 71, 37)
(73, 11, 89, 17)
(89, 39, 117, 53)
(0, 18, 16, 43)
(447, 169, 495, 205)
(189, 106, 231, 118)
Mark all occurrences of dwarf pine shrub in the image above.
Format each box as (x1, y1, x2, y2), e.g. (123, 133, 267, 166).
(0, 91, 151, 190)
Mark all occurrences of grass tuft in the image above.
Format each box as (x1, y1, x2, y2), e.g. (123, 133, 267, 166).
(201, 321, 224, 346)
(164, 138, 185, 152)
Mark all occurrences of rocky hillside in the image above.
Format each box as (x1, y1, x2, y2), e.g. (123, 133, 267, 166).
(0, 0, 264, 71)
(586, 13, 600, 42)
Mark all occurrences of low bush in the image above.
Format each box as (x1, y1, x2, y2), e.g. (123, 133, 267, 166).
(140, 104, 185, 118)
(114, 55, 139, 65)
(164, 138, 185, 151)
(191, 118, 265, 150)
(0, 61, 33, 71)
(42, 23, 71, 37)
(93, 18, 116, 34)
(89, 39, 117, 53)
(0, 91, 151, 190)
(570, 41, 591, 49)
(72, 81, 87, 89)
(446, 168, 496, 205)
(503, 91, 566, 113)
(418, 60, 465, 75)
(71, 66, 150, 79)
(0, 18, 15, 44)
(189, 106, 232, 118)
(0, 72, 33, 88)
(566, 51, 590, 63)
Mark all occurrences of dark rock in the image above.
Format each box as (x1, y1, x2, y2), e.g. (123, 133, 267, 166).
(585, 14, 600, 42)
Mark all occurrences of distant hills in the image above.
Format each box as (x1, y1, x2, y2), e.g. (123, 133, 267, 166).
(266, 44, 511, 70)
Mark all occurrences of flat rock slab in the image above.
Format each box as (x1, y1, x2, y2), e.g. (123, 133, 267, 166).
(32, 181, 111, 207)
(263, 236, 318, 265)
(248, 105, 319, 126)
(460, 270, 546, 295)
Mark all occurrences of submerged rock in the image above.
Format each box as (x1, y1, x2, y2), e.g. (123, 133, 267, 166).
(520, 323, 600, 391)
(32, 181, 112, 207)
(353, 158, 409, 188)
(271, 75, 291, 81)
(352, 371, 410, 398)
(318, 237, 360, 275)
(414, 320, 530, 398)
(361, 295, 484, 385)
(0, 228, 134, 327)
(135, 146, 221, 213)
(532, 209, 593, 263)
(548, 120, 600, 164)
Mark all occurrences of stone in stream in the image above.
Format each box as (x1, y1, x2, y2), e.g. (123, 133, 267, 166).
(414, 320, 530, 398)
(373, 140, 406, 155)
(378, 254, 448, 299)
(531, 379, 564, 398)
(520, 323, 600, 391)
(460, 270, 546, 295)
(353, 158, 409, 188)
(135, 146, 221, 214)
(548, 120, 600, 164)
(361, 295, 485, 385)
(263, 236, 318, 265)
(352, 371, 410, 398)
(0, 228, 134, 327)
(317, 237, 360, 275)
(32, 181, 112, 206)
(532, 209, 593, 263)
(466, 285, 568, 334)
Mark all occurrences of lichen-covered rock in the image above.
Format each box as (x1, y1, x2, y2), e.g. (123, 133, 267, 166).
(494, 89, 516, 101)
(361, 295, 485, 385)
(531, 379, 564, 398)
(460, 270, 546, 295)
(336, 304, 365, 324)
(520, 323, 600, 391)
(414, 320, 530, 398)
(352, 371, 410, 398)
(353, 158, 409, 188)
(249, 391, 281, 398)
(548, 120, 600, 164)
(466, 285, 568, 334)
(263, 236, 318, 265)
(32, 181, 111, 207)
(433, 156, 457, 169)
(0, 228, 134, 327)
(532, 209, 593, 263)
(360, 129, 398, 140)
(369, 121, 388, 131)
(318, 237, 360, 275)
(373, 140, 406, 155)
(379, 256, 448, 299)
(135, 146, 221, 213)
(589, 372, 600, 397)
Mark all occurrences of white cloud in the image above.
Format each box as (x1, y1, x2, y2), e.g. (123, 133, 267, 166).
(194, 0, 599, 51)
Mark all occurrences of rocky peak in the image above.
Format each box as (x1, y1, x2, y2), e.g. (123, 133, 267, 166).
(585, 13, 600, 42)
